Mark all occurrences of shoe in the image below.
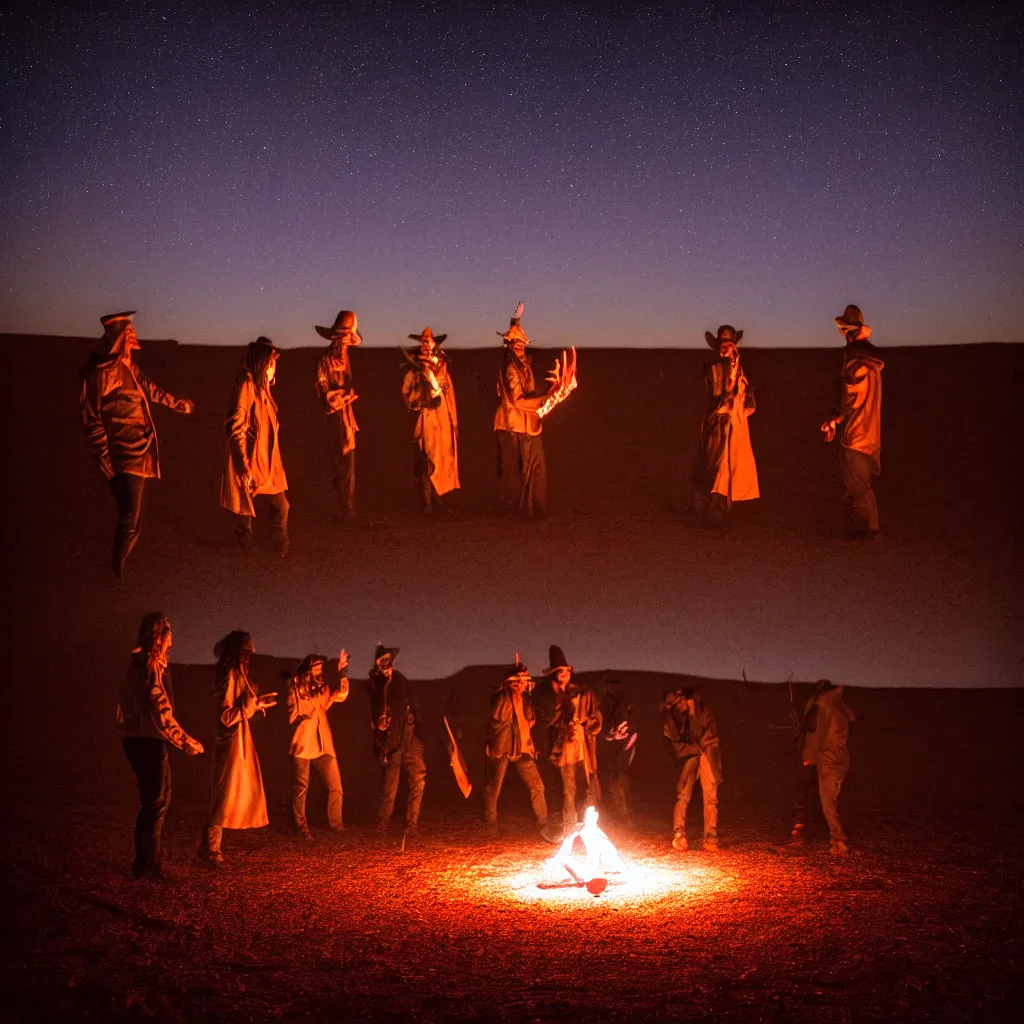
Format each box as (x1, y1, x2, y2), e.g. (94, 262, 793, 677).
(703, 834, 720, 852)
(672, 830, 688, 852)
(830, 838, 849, 856)
(540, 822, 563, 845)
(297, 828, 314, 841)
(329, 825, 345, 835)
(404, 823, 419, 838)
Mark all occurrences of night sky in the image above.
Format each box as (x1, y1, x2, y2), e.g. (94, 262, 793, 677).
(2, 1, 1021, 349)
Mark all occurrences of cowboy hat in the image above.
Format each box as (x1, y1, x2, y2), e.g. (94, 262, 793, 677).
(834, 305, 863, 329)
(373, 643, 400, 663)
(407, 327, 447, 345)
(315, 310, 362, 343)
(704, 325, 743, 349)
(101, 311, 136, 328)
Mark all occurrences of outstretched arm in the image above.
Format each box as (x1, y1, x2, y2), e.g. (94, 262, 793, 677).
(139, 372, 194, 414)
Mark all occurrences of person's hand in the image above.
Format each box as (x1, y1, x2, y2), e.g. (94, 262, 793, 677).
(175, 398, 195, 414)
(237, 470, 255, 492)
(820, 419, 837, 442)
(185, 737, 204, 756)
(257, 692, 278, 710)
(337, 648, 349, 673)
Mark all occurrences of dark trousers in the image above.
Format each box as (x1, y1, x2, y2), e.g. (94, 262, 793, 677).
(122, 737, 171, 871)
(235, 491, 289, 552)
(793, 758, 848, 842)
(291, 754, 343, 830)
(108, 473, 146, 578)
(559, 761, 601, 829)
(496, 430, 547, 516)
(483, 754, 548, 825)
(839, 447, 879, 535)
(378, 735, 427, 826)
(326, 413, 356, 514)
(413, 445, 437, 511)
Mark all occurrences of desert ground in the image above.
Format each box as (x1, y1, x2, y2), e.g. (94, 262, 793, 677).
(1, 336, 1022, 1021)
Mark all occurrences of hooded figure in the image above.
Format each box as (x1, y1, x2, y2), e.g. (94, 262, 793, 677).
(401, 328, 460, 513)
(199, 631, 277, 865)
(219, 337, 289, 555)
(691, 325, 759, 526)
(483, 661, 549, 835)
(80, 312, 196, 578)
(821, 305, 884, 538)
(315, 310, 361, 518)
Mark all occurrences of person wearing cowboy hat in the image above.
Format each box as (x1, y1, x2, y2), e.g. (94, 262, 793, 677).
(80, 311, 196, 580)
(544, 645, 602, 835)
(368, 645, 427, 835)
(493, 303, 554, 517)
(821, 304, 884, 539)
(401, 327, 460, 514)
(483, 660, 550, 837)
(315, 310, 361, 519)
(219, 337, 289, 556)
(691, 325, 759, 527)
(287, 649, 351, 838)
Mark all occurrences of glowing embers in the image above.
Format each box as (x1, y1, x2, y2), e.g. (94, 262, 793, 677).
(541, 806, 627, 897)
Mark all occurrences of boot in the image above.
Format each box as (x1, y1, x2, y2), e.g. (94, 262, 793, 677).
(672, 829, 688, 852)
(703, 831, 720, 852)
(829, 838, 849, 856)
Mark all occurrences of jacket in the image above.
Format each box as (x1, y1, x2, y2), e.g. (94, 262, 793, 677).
(837, 341, 884, 474)
(486, 685, 539, 760)
(402, 358, 460, 496)
(493, 353, 547, 436)
(548, 684, 602, 774)
(117, 651, 198, 751)
(288, 675, 350, 759)
(369, 669, 420, 765)
(800, 685, 856, 768)
(315, 344, 358, 453)
(663, 698, 723, 781)
(219, 370, 289, 515)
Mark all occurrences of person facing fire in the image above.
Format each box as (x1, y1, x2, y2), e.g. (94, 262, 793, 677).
(118, 613, 204, 880)
(821, 304, 884, 539)
(199, 631, 277, 865)
(314, 310, 361, 519)
(287, 650, 351, 838)
(691, 325, 759, 527)
(662, 688, 722, 852)
(369, 645, 427, 835)
(546, 646, 602, 835)
(790, 680, 856, 855)
(483, 660, 550, 837)
(600, 676, 637, 823)
(401, 327, 460, 515)
(219, 337, 289, 555)
(80, 311, 196, 580)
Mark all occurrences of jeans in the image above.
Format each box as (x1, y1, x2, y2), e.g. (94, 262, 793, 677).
(839, 446, 879, 534)
(292, 754, 343, 830)
(326, 413, 356, 514)
(672, 754, 719, 838)
(122, 737, 170, 871)
(235, 491, 289, 552)
(378, 733, 427, 826)
(109, 473, 146, 578)
(483, 754, 547, 825)
(559, 761, 601, 829)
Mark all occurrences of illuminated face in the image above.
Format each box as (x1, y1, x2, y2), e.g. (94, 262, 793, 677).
(509, 674, 528, 695)
(419, 337, 436, 361)
(159, 625, 173, 654)
(511, 339, 527, 359)
(719, 340, 738, 360)
(311, 662, 324, 684)
(377, 654, 394, 675)
(553, 667, 572, 687)
(266, 354, 278, 386)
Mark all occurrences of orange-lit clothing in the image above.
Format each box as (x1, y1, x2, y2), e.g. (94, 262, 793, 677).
(494, 353, 547, 436)
(117, 651, 199, 752)
(486, 685, 539, 761)
(207, 666, 269, 830)
(402, 357, 460, 496)
(287, 676, 350, 759)
(800, 685, 855, 769)
(219, 370, 289, 516)
(663, 698, 722, 774)
(549, 686, 602, 777)
(316, 343, 358, 453)
(835, 341, 884, 474)
(694, 356, 760, 502)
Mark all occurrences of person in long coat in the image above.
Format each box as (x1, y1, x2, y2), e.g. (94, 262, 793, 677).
(199, 631, 277, 864)
(691, 324, 759, 527)
(80, 311, 195, 579)
(401, 327, 459, 514)
(219, 337, 289, 555)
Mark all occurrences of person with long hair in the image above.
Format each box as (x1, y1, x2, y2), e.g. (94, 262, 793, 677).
(219, 337, 290, 554)
(117, 613, 203, 880)
(199, 631, 277, 864)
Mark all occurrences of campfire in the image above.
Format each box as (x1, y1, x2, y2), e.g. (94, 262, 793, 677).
(542, 806, 628, 896)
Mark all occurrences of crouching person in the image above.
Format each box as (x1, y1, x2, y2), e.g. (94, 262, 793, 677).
(663, 688, 722, 851)
(118, 612, 204, 880)
(483, 661, 549, 836)
(288, 650, 350, 838)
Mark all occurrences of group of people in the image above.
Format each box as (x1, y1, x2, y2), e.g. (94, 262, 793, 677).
(118, 619, 855, 881)
(80, 302, 883, 579)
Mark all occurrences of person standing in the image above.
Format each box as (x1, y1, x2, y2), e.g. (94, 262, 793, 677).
(600, 676, 637, 823)
(546, 646, 602, 835)
(80, 311, 195, 579)
(691, 325, 759, 527)
(662, 688, 722, 852)
(483, 661, 549, 836)
(315, 310, 361, 519)
(287, 650, 351, 838)
(401, 327, 460, 514)
(219, 337, 290, 555)
(118, 612, 203, 880)
(199, 631, 277, 865)
(821, 304, 884, 539)
(369, 645, 427, 835)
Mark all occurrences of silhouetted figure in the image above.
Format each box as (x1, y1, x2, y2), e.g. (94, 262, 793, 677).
(483, 660, 549, 836)
(369, 645, 426, 835)
(80, 311, 195, 579)
(600, 676, 637, 823)
(288, 650, 350, 838)
(315, 310, 361, 518)
(118, 613, 203, 880)
(663, 688, 722, 851)
(691, 325, 759, 527)
(821, 305, 884, 539)
(199, 631, 277, 865)
(220, 337, 289, 555)
(401, 327, 460, 514)
(546, 646, 602, 835)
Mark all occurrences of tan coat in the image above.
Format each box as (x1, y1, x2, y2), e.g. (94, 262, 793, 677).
(548, 685, 602, 775)
(207, 667, 269, 830)
(402, 359, 460, 496)
(801, 685, 855, 770)
(694, 357, 760, 502)
(219, 371, 289, 516)
(494, 353, 547, 436)
(287, 677, 350, 759)
(837, 342, 884, 474)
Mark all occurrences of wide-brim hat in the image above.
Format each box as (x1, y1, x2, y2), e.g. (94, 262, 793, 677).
(503, 660, 533, 683)
(101, 310, 136, 329)
(373, 643, 399, 663)
(499, 320, 530, 345)
(545, 645, 573, 674)
(705, 325, 743, 350)
(248, 336, 282, 358)
(834, 304, 863, 329)
(408, 328, 447, 345)
(316, 310, 362, 344)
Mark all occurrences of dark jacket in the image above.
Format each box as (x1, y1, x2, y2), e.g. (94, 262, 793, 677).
(836, 341, 884, 474)
(486, 684, 539, 760)
(548, 684, 602, 773)
(117, 651, 198, 750)
(494, 352, 547, 436)
(369, 669, 420, 765)
(663, 697, 723, 781)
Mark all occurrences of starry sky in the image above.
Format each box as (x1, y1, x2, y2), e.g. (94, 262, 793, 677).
(2, 1, 1021, 349)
